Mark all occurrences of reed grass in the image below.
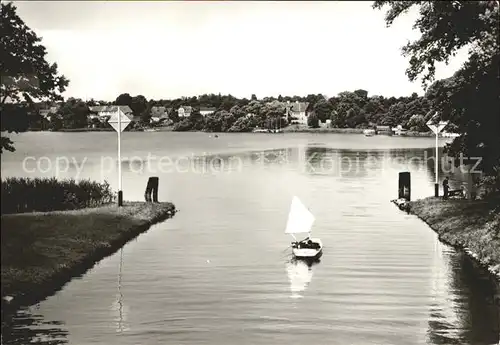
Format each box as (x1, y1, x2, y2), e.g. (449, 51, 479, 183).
(1, 177, 115, 214)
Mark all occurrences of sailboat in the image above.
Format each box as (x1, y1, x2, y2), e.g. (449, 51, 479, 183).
(285, 196, 323, 260)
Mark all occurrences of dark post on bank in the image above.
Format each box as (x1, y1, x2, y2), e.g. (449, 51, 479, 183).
(398, 172, 411, 201)
(145, 177, 159, 203)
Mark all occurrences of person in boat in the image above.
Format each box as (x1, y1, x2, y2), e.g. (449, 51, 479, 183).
(297, 239, 312, 249)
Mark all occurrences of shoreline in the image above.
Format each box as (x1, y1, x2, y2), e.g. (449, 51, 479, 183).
(21, 127, 435, 137)
(394, 197, 500, 281)
(1, 202, 177, 315)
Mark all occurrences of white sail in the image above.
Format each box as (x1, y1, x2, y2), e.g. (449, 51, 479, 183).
(285, 196, 315, 235)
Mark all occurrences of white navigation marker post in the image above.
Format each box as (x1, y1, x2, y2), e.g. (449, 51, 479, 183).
(426, 112, 448, 197)
(107, 107, 132, 206)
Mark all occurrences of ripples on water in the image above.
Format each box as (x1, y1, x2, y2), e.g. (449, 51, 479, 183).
(1, 133, 499, 345)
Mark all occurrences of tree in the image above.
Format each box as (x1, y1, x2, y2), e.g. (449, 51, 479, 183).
(115, 93, 132, 107)
(344, 105, 366, 128)
(140, 105, 152, 125)
(1, 2, 69, 153)
(168, 108, 180, 123)
(229, 105, 246, 119)
(89, 117, 101, 129)
(407, 114, 428, 132)
(220, 97, 237, 111)
(48, 113, 63, 131)
(219, 110, 236, 132)
(313, 99, 334, 123)
(188, 108, 205, 131)
(59, 98, 89, 129)
(374, 1, 500, 185)
(331, 103, 351, 128)
(307, 113, 320, 128)
(260, 101, 286, 119)
(204, 112, 222, 132)
(172, 118, 192, 132)
(228, 116, 254, 132)
(0, 104, 30, 145)
(130, 95, 147, 116)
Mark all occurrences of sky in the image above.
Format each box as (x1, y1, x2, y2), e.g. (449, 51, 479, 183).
(13, 1, 469, 101)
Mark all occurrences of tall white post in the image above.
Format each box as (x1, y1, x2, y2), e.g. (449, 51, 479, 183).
(107, 106, 130, 207)
(434, 131, 439, 197)
(427, 115, 447, 198)
(435, 132, 438, 184)
(117, 108, 123, 206)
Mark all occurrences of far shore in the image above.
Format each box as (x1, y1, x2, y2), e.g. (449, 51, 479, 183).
(398, 197, 500, 280)
(1, 201, 176, 315)
(21, 126, 435, 137)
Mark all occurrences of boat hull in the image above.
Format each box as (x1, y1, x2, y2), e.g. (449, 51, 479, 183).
(292, 238, 323, 260)
(293, 248, 322, 260)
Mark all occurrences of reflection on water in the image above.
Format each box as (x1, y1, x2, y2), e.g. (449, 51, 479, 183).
(285, 259, 320, 299)
(1, 134, 499, 345)
(120, 148, 295, 175)
(1, 310, 68, 345)
(427, 249, 500, 345)
(426, 239, 462, 344)
(112, 248, 129, 333)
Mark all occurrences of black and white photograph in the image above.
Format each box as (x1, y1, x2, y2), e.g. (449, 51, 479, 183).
(1, 1, 499, 344)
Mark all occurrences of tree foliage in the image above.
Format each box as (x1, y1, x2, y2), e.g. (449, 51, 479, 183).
(307, 113, 320, 128)
(1, 2, 69, 153)
(59, 98, 88, 129)
(374, 0, 500, 191)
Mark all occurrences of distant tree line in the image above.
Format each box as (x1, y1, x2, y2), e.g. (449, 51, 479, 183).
(4, 89, 453, 134)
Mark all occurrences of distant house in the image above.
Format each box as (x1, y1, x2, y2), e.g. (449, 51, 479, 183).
(284, 101, 310, 125)
(89, 105, 133, 122)
(376, 125, 393, 135)
(199, 107, 217, 116)
(177, 106, 192, 118)
(39, 105, 61, 120)
(392, 125, 407, 136)
(150, 106, 171, 123)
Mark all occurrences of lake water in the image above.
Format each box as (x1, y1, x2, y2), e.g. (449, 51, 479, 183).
(1, 132, 499, 345)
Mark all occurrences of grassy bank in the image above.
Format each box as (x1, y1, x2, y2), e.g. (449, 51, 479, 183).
(1, 202, 176, 313)
(25, 126, 435, 136)
(283, 125, 433, 136)
(282, 126, 365, 134)
(409, 197, 500, 278)
(58, 127, 148, 132)
(58, 127, 113, 132)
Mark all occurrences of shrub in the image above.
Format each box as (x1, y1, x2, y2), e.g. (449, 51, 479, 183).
(307, 113, 320, 128)
(477, 174, 500, 201)
(1, 177, 116, 214)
